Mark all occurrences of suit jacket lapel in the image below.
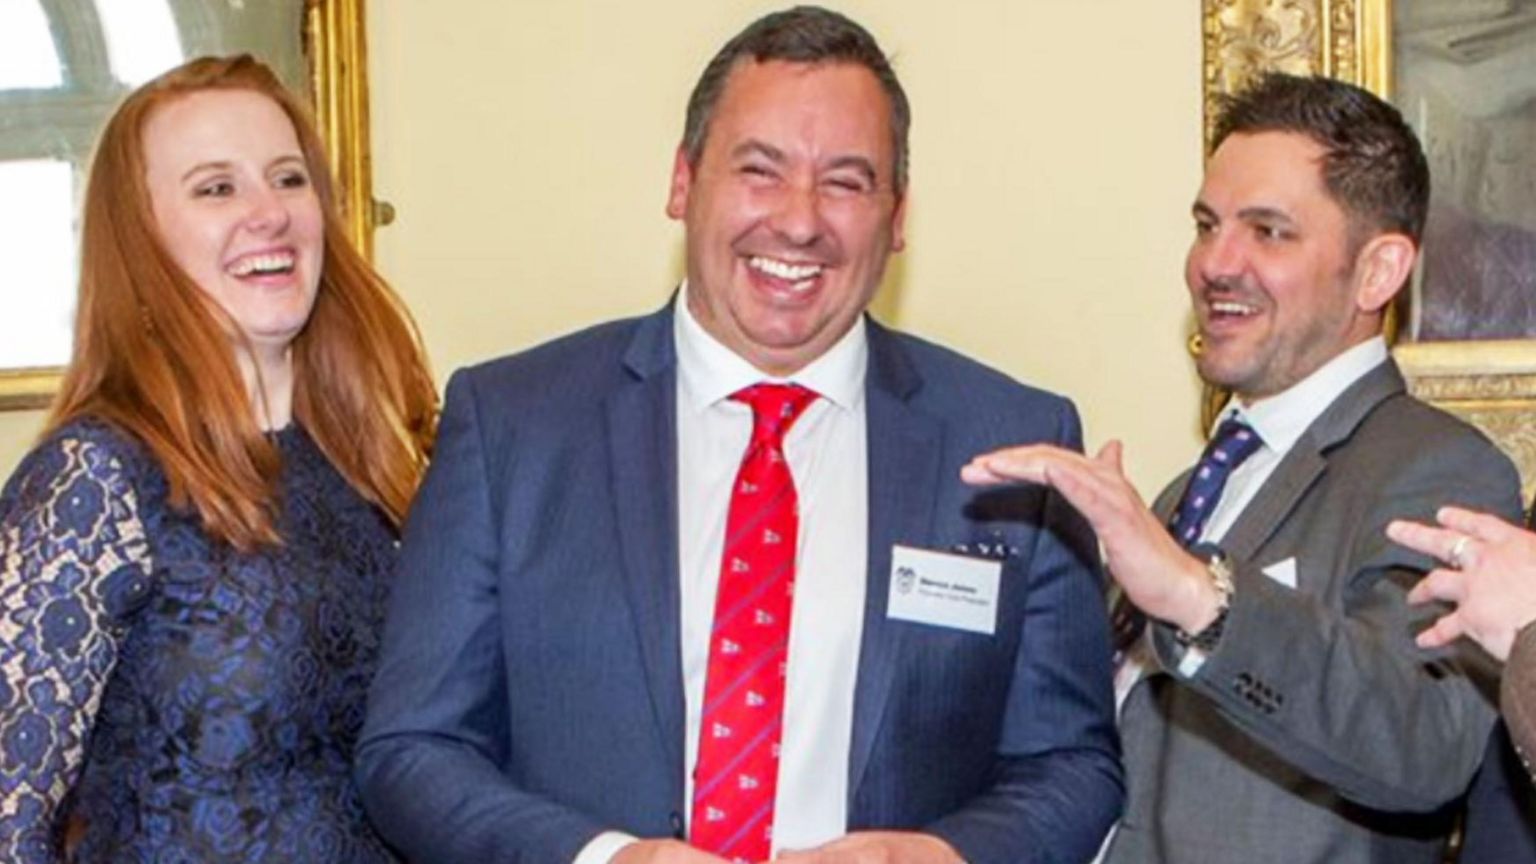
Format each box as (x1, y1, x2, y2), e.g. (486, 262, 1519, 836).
(606, 306, 686, 792)
(848, 320, 944, 801)
(1215, 360, 1407, 560)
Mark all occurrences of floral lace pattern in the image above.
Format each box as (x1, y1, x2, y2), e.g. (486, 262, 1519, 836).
(0, 419, 398, 863)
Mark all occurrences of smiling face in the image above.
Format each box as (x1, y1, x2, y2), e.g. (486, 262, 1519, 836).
(143, 89, 324, 357)
(667, 59, 906, 376)
(1185, 131, 1389, 400)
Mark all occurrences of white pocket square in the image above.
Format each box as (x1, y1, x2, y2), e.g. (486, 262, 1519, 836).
(1261, 557, 1298, 589)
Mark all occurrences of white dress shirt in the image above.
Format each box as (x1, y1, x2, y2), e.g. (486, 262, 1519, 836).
(1094, 336, 1389, 862)
(577, 286, 869, 863)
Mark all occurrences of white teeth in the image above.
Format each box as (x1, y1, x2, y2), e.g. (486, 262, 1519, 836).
(1211, 301, 1256, 316)
(749, 256, 823, 282)
(228, 252, 295, 277)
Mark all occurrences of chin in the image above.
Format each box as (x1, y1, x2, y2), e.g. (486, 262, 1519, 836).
(1195, 358, 1251, 394)
(247, 316, 310, 341)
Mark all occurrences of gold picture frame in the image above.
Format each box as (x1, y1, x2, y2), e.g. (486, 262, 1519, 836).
(0, 0, 382, 411)
(1202, 0, 1536, 500)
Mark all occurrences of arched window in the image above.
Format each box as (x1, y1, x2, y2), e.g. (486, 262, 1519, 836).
(0, 0, 307, 370)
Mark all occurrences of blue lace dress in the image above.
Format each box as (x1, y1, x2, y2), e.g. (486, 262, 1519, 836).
(0, 418, 399, 863)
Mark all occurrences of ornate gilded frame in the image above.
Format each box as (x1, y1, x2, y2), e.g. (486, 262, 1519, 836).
(0, 0, 381, 411)
(1202, 0, 1536, 499)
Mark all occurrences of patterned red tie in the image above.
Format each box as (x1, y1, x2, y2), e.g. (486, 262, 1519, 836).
(691, 383, 818, 862)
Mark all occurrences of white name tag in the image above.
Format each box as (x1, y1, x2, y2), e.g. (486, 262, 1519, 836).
(886, 544, 1001, 635)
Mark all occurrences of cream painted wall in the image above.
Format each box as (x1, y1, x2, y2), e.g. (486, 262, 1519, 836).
(0, 1, 1207, 496)
(0, 412, 42, 476)
(368, 0, 1208, 494)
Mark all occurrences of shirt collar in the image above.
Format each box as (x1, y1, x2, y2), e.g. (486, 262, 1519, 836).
(1218, 336, 1389, 453)
(674, 281, 868, 412)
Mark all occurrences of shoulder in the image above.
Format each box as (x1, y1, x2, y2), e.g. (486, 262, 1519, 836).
(1356, 391, 1515, 478)
(1338, 390, 1522, 521)
(880, 325, 1074, 410)
(1, 416, 159, 618)
(464, 315, 650, 385)
(876, 324, 1080, 439)
(448, 314, 654, 413)
(2, 416, 155, 516)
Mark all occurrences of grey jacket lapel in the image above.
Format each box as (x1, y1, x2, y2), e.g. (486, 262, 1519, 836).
(606, 307, 686, 793)
(847, 320, 944, 802)
(1216, 359, 1407, 560)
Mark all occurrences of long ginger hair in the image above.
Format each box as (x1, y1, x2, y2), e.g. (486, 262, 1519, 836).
(48, 55, 437, 549)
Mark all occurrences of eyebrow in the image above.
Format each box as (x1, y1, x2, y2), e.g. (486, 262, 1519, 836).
(1191, 201, 1295, 224)
(181, 160, 233, 182)
(732, 139, 785, 164)
(731, 140, 879, 186)
(179, 153, 307, 183)
(1237, 205, 1295, 224)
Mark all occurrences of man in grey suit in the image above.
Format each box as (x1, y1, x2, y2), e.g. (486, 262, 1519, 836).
(358, 7, 1121, 864)
(964, 73, 1522, 862)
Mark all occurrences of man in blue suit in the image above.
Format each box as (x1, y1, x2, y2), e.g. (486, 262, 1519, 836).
(356, 8, 1121, 864)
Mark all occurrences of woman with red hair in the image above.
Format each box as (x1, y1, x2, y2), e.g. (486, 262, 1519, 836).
(0, 55, 435, 862)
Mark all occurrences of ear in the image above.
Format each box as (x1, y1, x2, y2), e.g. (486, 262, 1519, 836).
(889, 191, 908, 253)
(1353, 232, 1417, 314)
(665, 145, 692, 221)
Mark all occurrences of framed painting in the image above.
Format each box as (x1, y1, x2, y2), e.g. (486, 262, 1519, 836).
(0, 0, 386, 410)
(1202, 0, 1536, 500)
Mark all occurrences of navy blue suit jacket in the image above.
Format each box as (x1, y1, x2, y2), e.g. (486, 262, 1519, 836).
(357, 306, 1122, 864)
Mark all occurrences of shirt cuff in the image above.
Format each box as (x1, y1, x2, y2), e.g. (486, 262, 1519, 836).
(573, 830, 641, 864)
(1176, 644, 1209, 677)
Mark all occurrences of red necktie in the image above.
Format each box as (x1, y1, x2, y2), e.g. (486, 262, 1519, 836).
(691, 383, 818, 862)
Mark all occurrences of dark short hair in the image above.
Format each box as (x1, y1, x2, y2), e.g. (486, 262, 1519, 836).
(681, 5, 910, 194)
(1212, 72, 1429, 244)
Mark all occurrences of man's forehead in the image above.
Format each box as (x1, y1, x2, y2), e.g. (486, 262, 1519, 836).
(713, 58, 888, 110)
(702, 59, 895, 166)
(1198, 130, 1331, 210)
(1208, 131, 1325, 178)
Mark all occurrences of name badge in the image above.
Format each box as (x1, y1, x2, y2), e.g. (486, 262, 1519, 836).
(887, 544, 1001, 635)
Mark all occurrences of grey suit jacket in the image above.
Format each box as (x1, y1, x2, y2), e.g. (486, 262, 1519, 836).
(1105, 360, 1522, 864)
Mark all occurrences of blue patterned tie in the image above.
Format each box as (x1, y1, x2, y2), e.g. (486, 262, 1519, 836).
(1112, 417, 1262, 652)
(1167, 418, 1263, 547)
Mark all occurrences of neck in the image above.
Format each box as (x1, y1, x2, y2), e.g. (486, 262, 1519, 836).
(237, 344, 295, 432)
(1233, 332, 1384, 409)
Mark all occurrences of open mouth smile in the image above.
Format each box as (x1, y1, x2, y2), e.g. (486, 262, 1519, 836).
(747, 255, 824, 294)
(1209, 300, 1259, 319)
(227, 250, 297, 278)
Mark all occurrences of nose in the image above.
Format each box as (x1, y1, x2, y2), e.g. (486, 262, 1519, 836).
(1190, 226, 1243, 285)
(768, 180, 823, 247)
(244, 185, 291, 236)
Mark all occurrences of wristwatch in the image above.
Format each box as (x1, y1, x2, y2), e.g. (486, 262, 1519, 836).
(1175, 545, 1233, 652)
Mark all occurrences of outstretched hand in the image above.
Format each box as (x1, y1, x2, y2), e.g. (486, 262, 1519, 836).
(1388, 506, 1536, 661)
(962, 440, 1219, 634)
